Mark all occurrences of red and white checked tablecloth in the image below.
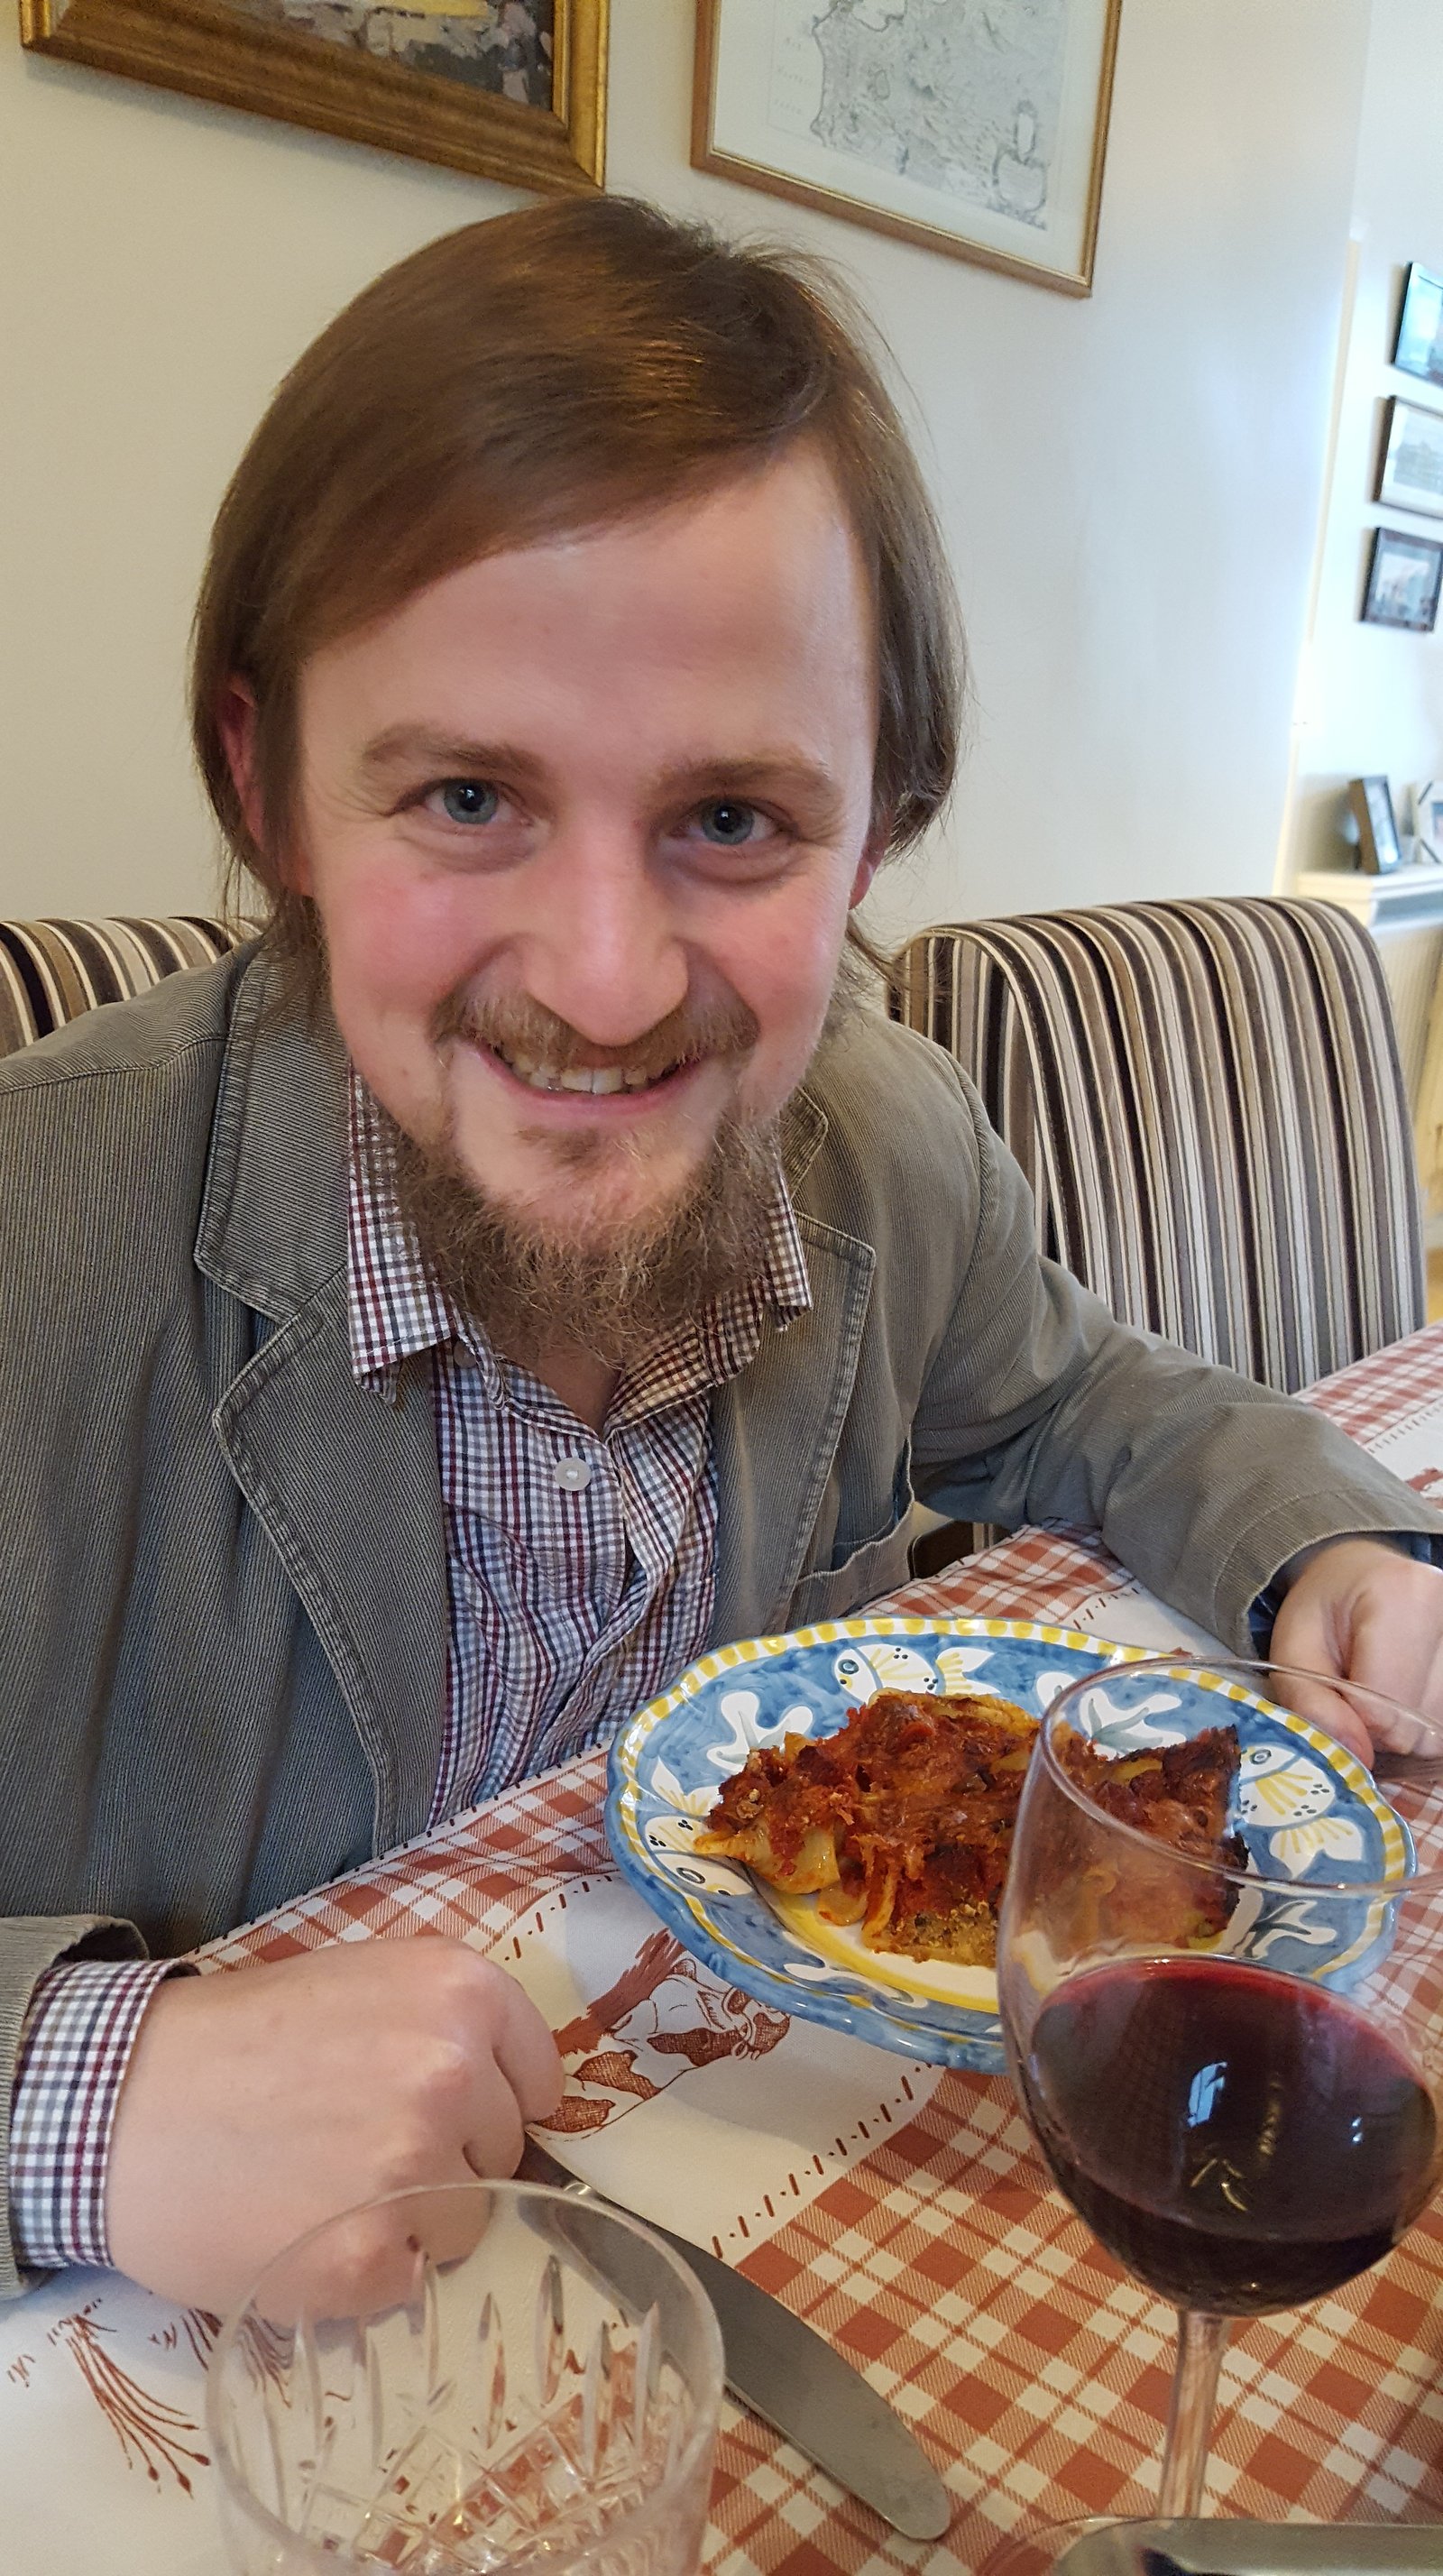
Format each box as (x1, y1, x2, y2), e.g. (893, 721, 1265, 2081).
(188, 1323, 1443, 2573)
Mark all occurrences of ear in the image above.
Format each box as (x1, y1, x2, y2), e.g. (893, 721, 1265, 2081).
(216, 679, 313, 895)
(216, 678, 261, 839)
(847, 816, 888, 911)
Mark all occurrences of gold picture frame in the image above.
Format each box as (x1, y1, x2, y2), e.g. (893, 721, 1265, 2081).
(693, 0, 1120, 298)
(19, 0, 607, 195)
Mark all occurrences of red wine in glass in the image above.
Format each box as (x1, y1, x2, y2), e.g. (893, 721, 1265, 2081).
(1019, 1955, 1438, 2315)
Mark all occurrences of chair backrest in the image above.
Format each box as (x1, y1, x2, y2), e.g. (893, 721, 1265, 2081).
(888, 896, 1424, 1393)
(0, 916, 246, 1060)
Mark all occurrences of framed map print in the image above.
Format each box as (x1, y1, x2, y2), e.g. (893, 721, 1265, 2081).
(693, 0, 1122, 296)
(19, 0, 607, 194)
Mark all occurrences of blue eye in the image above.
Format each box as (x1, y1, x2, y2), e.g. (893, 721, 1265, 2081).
(697, 799, 759, 846)
(438, 779, 500, 825)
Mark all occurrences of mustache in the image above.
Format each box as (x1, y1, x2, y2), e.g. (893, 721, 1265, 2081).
(431, 987, 761, 1082)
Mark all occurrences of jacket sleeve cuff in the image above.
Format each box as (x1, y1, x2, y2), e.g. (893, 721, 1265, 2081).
(1246, 1531, 1443, 1653)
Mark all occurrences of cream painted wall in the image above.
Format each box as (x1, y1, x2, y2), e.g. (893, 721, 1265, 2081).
(0, 1, 1371, 935)
(1284, 0, 1443, 882)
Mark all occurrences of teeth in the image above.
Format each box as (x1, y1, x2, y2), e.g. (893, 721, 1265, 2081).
(504, 1053, 678, 1095)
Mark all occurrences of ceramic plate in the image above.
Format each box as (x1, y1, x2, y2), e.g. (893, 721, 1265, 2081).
(605, 1617, 1408, 2071)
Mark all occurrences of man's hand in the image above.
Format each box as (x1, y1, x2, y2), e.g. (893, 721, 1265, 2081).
(1269, 1536, 1443, 1763)
(106, 1939, 562, 2313)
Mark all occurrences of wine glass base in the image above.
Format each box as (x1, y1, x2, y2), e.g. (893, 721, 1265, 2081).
(980, 2515, 1172, 2575)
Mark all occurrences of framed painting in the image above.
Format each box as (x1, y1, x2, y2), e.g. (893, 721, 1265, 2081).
(1392, 262, 1443, 390)
(1347, 777, 1402, 876)
(692, 0, 1122, 297)
(1360, 526, 1443, 634)
(1375, 396, 1443, 521)
(18, 0, 607, 194)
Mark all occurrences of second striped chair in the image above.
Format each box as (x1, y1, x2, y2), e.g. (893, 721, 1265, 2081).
(888, 896, 1423, 1395)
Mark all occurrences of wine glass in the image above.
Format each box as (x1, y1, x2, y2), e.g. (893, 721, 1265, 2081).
(988, 1658, 1443, 2574)
(207, 2179, 724, 2574)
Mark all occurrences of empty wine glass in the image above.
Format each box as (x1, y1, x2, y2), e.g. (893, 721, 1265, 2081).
(207, 2179, 724, 2574)
(988, 1659, 1443, 2574)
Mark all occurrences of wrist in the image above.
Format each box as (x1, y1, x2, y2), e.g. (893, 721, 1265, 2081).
(1275, 1532, 1416, 1593)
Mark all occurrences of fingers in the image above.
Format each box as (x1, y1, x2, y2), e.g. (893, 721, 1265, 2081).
(1266, 1664, 1375, 1763)
(487, 1964, 566, 2125)
(1340, 1594, 1443, 1755)
(1270, 1541, 1443, 1762)
(261, 2174, 493, 2327)
(1268, 1587, 1375, 1759)
(420, 1946, 562, 2174)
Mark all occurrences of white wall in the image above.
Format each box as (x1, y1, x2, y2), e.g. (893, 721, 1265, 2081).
(1284, 0, 1443, 883)
(0, 1, 1372, 936)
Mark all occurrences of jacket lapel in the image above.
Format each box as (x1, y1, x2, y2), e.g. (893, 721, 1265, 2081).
(195, 953, 446, 1853)
(710, 1087, 877, 1642)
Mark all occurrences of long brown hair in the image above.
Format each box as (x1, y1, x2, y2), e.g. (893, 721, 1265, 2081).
(190, 194, 964, 952)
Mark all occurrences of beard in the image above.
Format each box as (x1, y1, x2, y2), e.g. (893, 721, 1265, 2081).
(383, 986, 785, 1372)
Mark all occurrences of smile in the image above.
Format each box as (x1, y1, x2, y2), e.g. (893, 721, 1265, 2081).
(488, 1045, 690, 1097)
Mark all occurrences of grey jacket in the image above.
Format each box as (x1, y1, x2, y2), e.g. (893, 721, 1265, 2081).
(0, 943, 1437, 2291)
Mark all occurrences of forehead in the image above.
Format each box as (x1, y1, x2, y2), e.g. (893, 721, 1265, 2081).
(298, 446, 878, 762)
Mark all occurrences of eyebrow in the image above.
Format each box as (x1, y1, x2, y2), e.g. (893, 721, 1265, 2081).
(357, 727, 542, 786)
(356, 725, 845, 812)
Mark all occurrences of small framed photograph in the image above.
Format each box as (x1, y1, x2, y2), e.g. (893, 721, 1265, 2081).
(1375, 397, 1443, 520)
(692, 0, 1122, 297)
(1360, 525, 1443, 631)
(1348, 777, 1403, 875)
(1393, 263, 1443, 387)
(19, 0, 606, 195)
(1414, 782, 1443, 864)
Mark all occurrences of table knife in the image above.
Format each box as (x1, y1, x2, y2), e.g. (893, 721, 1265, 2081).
(518, 2136, 951, 2543)
(1052, 2524, 1443, 2574)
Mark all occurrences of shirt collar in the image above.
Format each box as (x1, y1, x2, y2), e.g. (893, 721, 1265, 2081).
(345, 1069, 811, 1394)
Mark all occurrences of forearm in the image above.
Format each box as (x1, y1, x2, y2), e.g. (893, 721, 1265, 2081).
(907, 1096, 1443, 1644)
(997, 1332, 1439, 1646)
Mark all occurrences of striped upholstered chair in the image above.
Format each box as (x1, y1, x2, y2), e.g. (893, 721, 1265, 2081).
(889, 897, 1424, 1395)
(0, 916, 246, 1059)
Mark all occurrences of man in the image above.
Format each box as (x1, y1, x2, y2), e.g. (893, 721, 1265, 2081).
(3, 196, 1440, 2313)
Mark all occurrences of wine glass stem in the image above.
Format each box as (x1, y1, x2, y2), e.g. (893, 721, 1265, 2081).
(1157, 2307, 1229, 2519)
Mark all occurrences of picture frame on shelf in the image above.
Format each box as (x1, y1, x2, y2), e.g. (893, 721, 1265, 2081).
(18, 0, 607, 195)
(1360, 525, 1443, 631)
(1393, 263, 1443, 388)
(1375, 397, 1443, 521)
(691, 0, 1121, 297)
(1414, 782, 1443, 866)
(1348, 777, 1403, 876)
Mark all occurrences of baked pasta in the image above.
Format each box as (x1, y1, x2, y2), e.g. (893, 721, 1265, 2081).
(696, 1689, 1037, 1966)
(696, 1689, 1243, 1968)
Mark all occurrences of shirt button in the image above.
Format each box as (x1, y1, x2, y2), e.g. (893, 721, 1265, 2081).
(554, 1458, 593, 1493)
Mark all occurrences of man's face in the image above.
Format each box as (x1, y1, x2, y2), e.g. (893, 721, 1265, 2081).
(290, 445, 881, 1249)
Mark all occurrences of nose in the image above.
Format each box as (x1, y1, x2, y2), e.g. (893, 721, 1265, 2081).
(513, 824, 691, 1047)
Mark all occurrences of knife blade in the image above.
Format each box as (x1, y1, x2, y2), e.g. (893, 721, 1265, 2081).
(518, 2135, 951, 2543)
